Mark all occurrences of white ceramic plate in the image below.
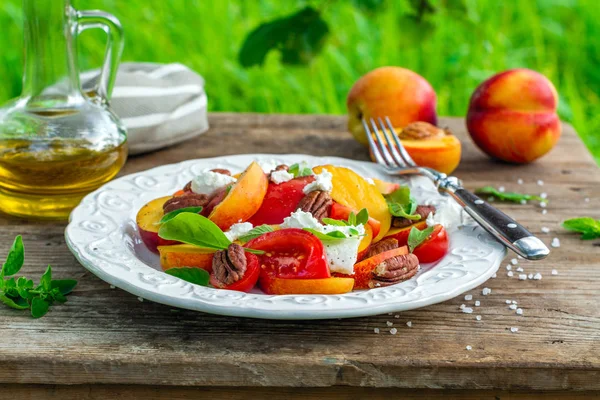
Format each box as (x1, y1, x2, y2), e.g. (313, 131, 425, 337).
(65, 154, 505, 319)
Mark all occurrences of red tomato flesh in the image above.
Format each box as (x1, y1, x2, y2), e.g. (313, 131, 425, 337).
(246, 228, 330, 282)
(209, 252, 260, 292)
(247, 176, 315, 226)
(412, 224, 449, 263)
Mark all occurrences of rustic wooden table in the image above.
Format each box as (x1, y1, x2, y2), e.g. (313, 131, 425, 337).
(1, 113, 599, 399)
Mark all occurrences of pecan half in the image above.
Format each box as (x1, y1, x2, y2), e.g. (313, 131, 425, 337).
(398, 122, 450, 140)
(367, 238, 399, 258)
(163, 193, 209, 214)
(210, 168, 231, 176)
(212, 243, 247, 286)
(392, 205, 436, 228)
(183, 181, 193, 192)
(297, 190, 332, 221)
(369, 253, 419, 288)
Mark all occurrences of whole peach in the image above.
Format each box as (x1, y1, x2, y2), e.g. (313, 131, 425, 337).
(347, 67, 437, 146)
(467, 69, 561, 163)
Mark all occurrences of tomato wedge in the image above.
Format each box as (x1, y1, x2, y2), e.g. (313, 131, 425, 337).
(247, 176, 315, 226)
(412, 224, 448, 263)
(209, 252, 260, 292)
(329, 202, 382, 239)
(246, 228, 330, 284)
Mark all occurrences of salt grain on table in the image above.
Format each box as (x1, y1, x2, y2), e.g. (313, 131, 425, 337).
(482, 288, 491, 295)
(552, 269, 558, 275)
(406, 321, 412, 327)
(510, 327, 519, 333)
(394, 314, 400, 319)
(511, 259, 518, 265)
(537, 180, 544, 186)
(508, 271, 514, 277)
(466, 345, 472, 351)
(512, 300, 517, 304)
(491, 273, 497, 278)
(476, 315, 482, 321)
(506, 265, 512, 270)
(460, 304, 466, 309)
(520, 199, 527, 205)
(551, 238, 560, 248)
(505, 300, 511, 304)
(541, 227, 550, 233)
(509, 304, 517, 310)
(542, 209, 548, 215)
(533, 273, 542, 280)
(540, 201, 547, 208)
(519, 274, 527, 280)
(465, 294, 473, 301)
(374, 328, 380, 334)
(528, 273, 534, 279)
(499, 186, 505, 192)
(462, 307, 474, 314)
(540, 192, 548, 199)
(475, 301, 480, 306)
(516, 267, 524, 272)
(585, 197, 590, 202)
(386, 321, 393, 327)
(517, 178, 523, 184)
(390, 328, 398, 335)
(516, 308, 523, 315)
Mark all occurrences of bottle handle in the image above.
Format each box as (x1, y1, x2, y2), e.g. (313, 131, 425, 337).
(75, 9, 124, 103)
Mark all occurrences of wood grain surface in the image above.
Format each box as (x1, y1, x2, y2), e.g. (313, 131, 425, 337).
(0, 113, 598, 393)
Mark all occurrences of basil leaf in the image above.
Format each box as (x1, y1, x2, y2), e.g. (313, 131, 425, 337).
(237, 225, 275, 243)
(39, 266, 52, 292)
(30, 297, 50, 318)
(3, 278, 18, 298)
(17, 277, 34, 299)
(385, 187, 412, 205)
(303, 228, 347, 242)
(158, 207, 203, 224)
(562, 217, 600, 240)
(158, 213, 231, 250)
(51, 279, 78, 295)
(50, 288, 68, 303)
(348, 212, 357, 226)
(165, 267, 211, 286)
(2, 235, 24, 277)
(0, 294, 29, 310)
(475, 186, 545, 203)
(388, 202, 421, 220)
(407, 225, 435, 253)
(356, 208, 369, 226)
(288, 162, 313, 178)
(321, 218, 348, 226)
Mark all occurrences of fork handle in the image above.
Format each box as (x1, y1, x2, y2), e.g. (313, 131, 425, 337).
(444, 186, 550, 260)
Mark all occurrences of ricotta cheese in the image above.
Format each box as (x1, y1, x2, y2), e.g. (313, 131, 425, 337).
(280, 210, 321, 230)
(303, 168, 333, 194)
(258, 159, 279, 174)
(191, 170, 237, 195)
(270, 169, 294, 184)
(224, 222, 254, 242)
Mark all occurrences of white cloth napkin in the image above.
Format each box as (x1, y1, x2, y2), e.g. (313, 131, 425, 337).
(82, 62, 209, 155)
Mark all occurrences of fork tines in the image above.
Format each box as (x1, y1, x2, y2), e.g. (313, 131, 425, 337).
(362, 117, 417, 169)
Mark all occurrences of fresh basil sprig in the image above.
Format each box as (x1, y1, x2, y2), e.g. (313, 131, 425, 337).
(475, 186, 546, 203)
(407, 225, 435, 253)
(322, 208, 370, 227)
(238, 225, 274, 243)
(158, 212, 264, 254)
(165, 267, 210, 286)
(158, 206, 203, 224)
(385, 187, 421, 220)
(288, 162, 313, 178)
(562, 217, 600, 240)
(0, 236, 77, 318)
(303, 228, 348, 242)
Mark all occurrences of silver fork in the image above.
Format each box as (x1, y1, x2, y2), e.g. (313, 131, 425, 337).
(363, 117, 549, 260)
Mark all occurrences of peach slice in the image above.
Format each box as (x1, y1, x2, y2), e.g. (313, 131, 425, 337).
(260, 277, 355, 295)
(158, 244, 215, 272)
(136, 196, 178, 253)
(313, 165, 391, 242)
(208, 161, 268, 231)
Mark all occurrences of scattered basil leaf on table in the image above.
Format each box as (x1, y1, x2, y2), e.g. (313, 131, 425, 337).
(562, 217, 600, 240)
(0, 236, 77, 318)
(407, 225, 435, 253)
(475, 186, 546, 203)
(158, 206, 203, 224)
(158, 213, 264, 255)
(385, 187, 421, 220)
(237, 225, 275, 243)
(165, 268, 211, 286)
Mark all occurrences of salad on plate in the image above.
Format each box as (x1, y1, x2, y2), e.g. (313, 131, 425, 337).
(135, 160, 449, 295)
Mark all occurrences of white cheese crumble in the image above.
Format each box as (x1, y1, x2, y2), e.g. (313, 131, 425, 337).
(224, 222, 254, 242)
(303, 169, 333, 194)
(191, 170, 237, 195)
(551, 238, 560, 248)
(280, 210, 364, 275)
(258, 159, 279, 174)
(270, 169, 294, 184)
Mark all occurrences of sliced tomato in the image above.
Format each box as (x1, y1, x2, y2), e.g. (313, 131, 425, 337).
(412, 224, 448, 263)
(247, 176, 315, 226)
(209, 252, 260, 292)
(246, 228, 330, 287)
(329, 202, 382, 240)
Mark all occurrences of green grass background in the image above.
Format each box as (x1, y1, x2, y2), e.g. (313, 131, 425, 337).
(1, 0, 598, 163)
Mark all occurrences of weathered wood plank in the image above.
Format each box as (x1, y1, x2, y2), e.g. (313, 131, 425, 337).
(0, 113, 598, 391)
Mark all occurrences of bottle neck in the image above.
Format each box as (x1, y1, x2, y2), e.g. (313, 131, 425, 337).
(21, 0, 82, 107)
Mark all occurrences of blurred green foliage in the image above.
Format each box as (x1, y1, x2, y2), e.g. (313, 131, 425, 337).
(0, 0, 598, 163)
